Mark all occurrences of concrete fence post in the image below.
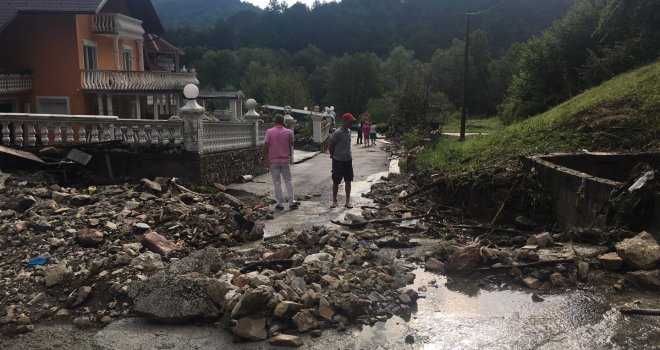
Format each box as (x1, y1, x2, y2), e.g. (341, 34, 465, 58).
(311, 113, 323, 143)
(180, 84, 205, 153)
(243, 98, 261, 147)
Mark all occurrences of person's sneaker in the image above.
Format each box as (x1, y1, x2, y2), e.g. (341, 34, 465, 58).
(289, 201, 300, 210)
(275, 204, 285, 210)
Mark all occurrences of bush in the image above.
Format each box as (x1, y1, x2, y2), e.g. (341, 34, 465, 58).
(402, 130, 420, 149)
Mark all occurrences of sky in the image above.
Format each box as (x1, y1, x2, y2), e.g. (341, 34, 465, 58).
(243, 0, 337, 9)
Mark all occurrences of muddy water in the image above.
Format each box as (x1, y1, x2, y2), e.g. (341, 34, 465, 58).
(344, 269, 660, 349)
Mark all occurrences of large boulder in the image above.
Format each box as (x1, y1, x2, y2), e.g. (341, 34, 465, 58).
(128, 247, 227, 322)
(128, 272, 221, 323)
(615, 232, 660, 270)
(168, 247, 223, 276)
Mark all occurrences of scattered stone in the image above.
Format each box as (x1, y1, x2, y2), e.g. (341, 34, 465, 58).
(274, 301, 304, 318)
(523, 277, 541, 289)
(232, 315, 267, 341)
(45, 261, 70, 287)
(446, 246, 480, 273)
(531, 293, 544, 302)
(550, 273, 566, 287)
(425, 258, 446, 273)
(76, 229, 104, 247)
(142, 231, 179, 255)
(231, 287, 273, 319)
(131, 252, 164, 272)
(73, 286, 92, 306)
(141, 178, 162, 192)
(577, 261, 590, 281)
(598, 252, 623, 271)
(292, 309, 319, 332)
(405, 334, 415, 344)
(269, 334, 304, 347)
(69, 195, 92, 206)
(526, 232, 554, 248)
(73, 317, 94, 329)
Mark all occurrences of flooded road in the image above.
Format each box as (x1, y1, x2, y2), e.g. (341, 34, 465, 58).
(222, 142, 660, 349)
(345, 268, 660, 349)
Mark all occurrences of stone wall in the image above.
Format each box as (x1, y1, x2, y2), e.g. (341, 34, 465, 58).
(85, 145, 267, 186)
(199, 146, 268, 185)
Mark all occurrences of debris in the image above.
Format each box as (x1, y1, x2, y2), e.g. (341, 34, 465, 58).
(65, 148, 92, 165)
(615, 232, 660, 270)
(620, 307, 660, 316)
(27, 256, 49, 265)
(0, 145, 45, 164)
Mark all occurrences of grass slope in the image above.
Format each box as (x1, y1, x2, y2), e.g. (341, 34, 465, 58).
(418, 60, 660, 173)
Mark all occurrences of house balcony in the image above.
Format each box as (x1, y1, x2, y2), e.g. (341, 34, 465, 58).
(0, 74, 32, 93)
(81, 70, 199, 93)
(92, 13, 145, 40)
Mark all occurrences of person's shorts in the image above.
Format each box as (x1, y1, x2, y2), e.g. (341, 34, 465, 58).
(370, 132, 377, 140)
(332, 159, 354, 185)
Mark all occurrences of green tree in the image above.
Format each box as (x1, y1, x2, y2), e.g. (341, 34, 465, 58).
(325, 53, 383, 116)
(196, 49, 239, 90)
(498, 0, 605, 123)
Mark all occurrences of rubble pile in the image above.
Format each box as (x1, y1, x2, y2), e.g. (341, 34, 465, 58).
(0, 170, 268, 336)
(127, 226, 421, 343)
(364, 172, 660, 292)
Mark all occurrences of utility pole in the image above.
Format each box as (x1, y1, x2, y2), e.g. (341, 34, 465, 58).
(459, 0, 507, 142)
(460, 13, 470, 141)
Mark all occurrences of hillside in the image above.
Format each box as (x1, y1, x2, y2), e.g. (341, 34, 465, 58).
(152, 0, 259, 29)
(417, 61, 660, 173)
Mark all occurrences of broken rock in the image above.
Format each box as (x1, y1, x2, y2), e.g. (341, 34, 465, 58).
(76, 229, 104, 247)
(232, 315, 267, 341)
(526, 232, 554, 248)
(292, 309, 319, 332)
(269, 334, 304, 347)
(446, 246, 480, 273)
(142, 231, 179, 255)
(425, 258, 446, 273)
(128, 272, 221, 323)
(598, 252, 623, 271)
(615, 232, 660, 270)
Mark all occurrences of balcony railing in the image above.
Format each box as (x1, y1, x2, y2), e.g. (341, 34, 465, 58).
(92, 13, 145, 40)
(81, 70, 199, 92)
(0, 74, 32, 93)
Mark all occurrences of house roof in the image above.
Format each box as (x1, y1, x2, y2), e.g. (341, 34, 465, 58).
(0, 0, 164, 35)
(143, 33, 183, 55)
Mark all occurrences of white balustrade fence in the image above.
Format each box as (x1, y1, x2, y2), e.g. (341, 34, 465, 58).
(0, 74, 32, 93)
(0, 113, 182, 147)
(0, 113, 283, 154)
(82, 70, 199, 91)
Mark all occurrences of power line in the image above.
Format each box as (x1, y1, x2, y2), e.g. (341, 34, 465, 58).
(466, 0, 507, 15)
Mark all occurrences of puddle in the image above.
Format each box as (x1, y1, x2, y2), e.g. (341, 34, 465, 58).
(344, 269, 660, 350)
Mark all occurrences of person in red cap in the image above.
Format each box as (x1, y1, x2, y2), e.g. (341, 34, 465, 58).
(328, 112, 356, 208)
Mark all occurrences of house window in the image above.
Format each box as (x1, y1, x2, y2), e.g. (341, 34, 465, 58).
(37, 97, 70, 115)
(83, 40, 98, 70)
(123, 46, 133, 71)
(0, 98, 17, 112)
